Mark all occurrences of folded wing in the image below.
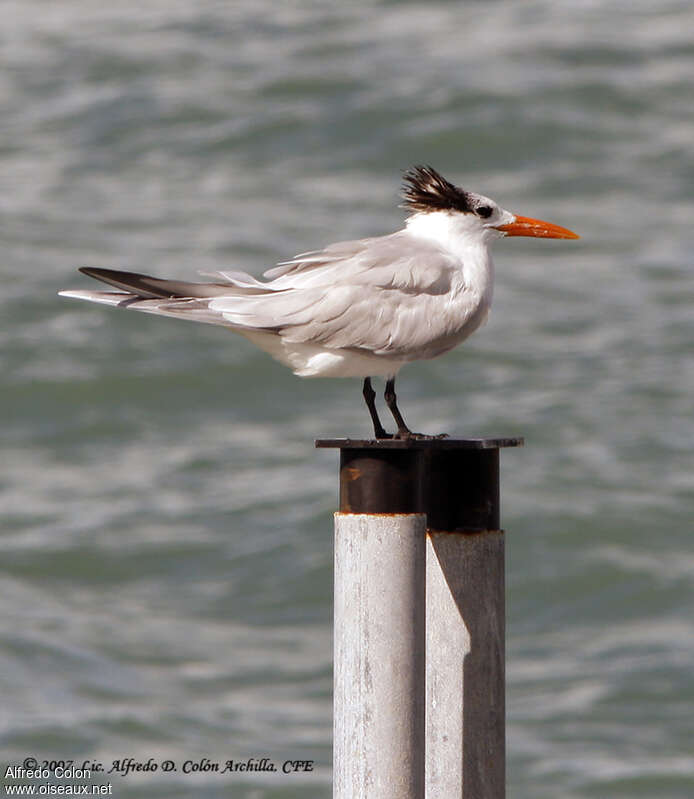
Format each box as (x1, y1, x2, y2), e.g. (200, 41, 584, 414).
(61, 231, 475, 358)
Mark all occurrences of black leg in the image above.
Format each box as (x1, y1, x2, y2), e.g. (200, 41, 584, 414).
(384, 377, 413, 439)
(362, 377, 391, 439)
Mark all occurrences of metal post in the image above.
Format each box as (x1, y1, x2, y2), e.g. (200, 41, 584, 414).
(334, 513, 426, 799)
(317, 437, 522, 799)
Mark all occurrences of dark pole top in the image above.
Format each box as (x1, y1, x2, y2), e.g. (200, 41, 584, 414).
(316, 437, 523, 451)
(316, 437, 524, 532)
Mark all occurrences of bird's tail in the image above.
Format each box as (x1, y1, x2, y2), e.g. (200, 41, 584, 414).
(59, 267, 271, 327)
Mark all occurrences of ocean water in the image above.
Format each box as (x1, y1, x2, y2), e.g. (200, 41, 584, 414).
(2, 1, 694, 796)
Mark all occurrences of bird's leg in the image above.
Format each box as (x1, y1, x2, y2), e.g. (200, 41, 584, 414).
(384, 377, 414, 439)
(362, 377, 392, 439)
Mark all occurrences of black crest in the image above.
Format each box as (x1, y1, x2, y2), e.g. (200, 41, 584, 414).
(401, 165, 473, 214)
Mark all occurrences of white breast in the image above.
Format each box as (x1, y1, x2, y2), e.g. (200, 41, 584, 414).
(404, 211, 495, 347)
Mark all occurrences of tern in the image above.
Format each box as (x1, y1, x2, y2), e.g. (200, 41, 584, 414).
(60, 166, 578, 439)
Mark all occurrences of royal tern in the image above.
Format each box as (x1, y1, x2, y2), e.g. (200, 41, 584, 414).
(60, 166, 578, 438)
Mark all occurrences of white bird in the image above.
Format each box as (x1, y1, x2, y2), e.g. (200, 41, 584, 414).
(60, 166, 578, 438)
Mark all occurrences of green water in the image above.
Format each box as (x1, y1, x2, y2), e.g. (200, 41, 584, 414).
(2, 2, 694, 797)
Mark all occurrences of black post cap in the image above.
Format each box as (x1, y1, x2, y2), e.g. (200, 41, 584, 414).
(316, 437, 523, 532)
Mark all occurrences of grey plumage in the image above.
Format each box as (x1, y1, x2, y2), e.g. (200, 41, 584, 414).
(64, 227, 487, 366)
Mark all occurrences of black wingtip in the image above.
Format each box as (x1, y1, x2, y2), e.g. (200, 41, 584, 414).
(79, 266, 127, 281)
(75, 267, 172, 298)
(75, 267, 234, 300)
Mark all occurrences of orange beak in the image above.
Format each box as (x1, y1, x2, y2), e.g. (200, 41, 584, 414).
(496, 215, 579, 240)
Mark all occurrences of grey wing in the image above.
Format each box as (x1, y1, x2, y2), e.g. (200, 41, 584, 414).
(263, 230, 458, 293)
(210, 233, 471, 356)
(61, 235, 477, 357)
(263, 236, 384, 281)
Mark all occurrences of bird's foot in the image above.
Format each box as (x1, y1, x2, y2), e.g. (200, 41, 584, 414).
(395, 429, 424, 440)
(394, 430, 449, 441)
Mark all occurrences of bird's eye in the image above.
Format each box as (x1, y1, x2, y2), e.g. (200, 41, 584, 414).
(476, 205, 493, 219)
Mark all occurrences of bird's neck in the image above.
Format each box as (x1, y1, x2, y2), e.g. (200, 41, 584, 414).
(405, 211, 495, 296)
(406, 210, 490, 254)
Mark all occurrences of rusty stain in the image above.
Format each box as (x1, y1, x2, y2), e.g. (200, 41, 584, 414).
(344, 466, 363, 482)
(336, 512, 427, 518)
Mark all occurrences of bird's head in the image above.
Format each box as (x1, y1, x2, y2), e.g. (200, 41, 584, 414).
(401, 165, 579, 243)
